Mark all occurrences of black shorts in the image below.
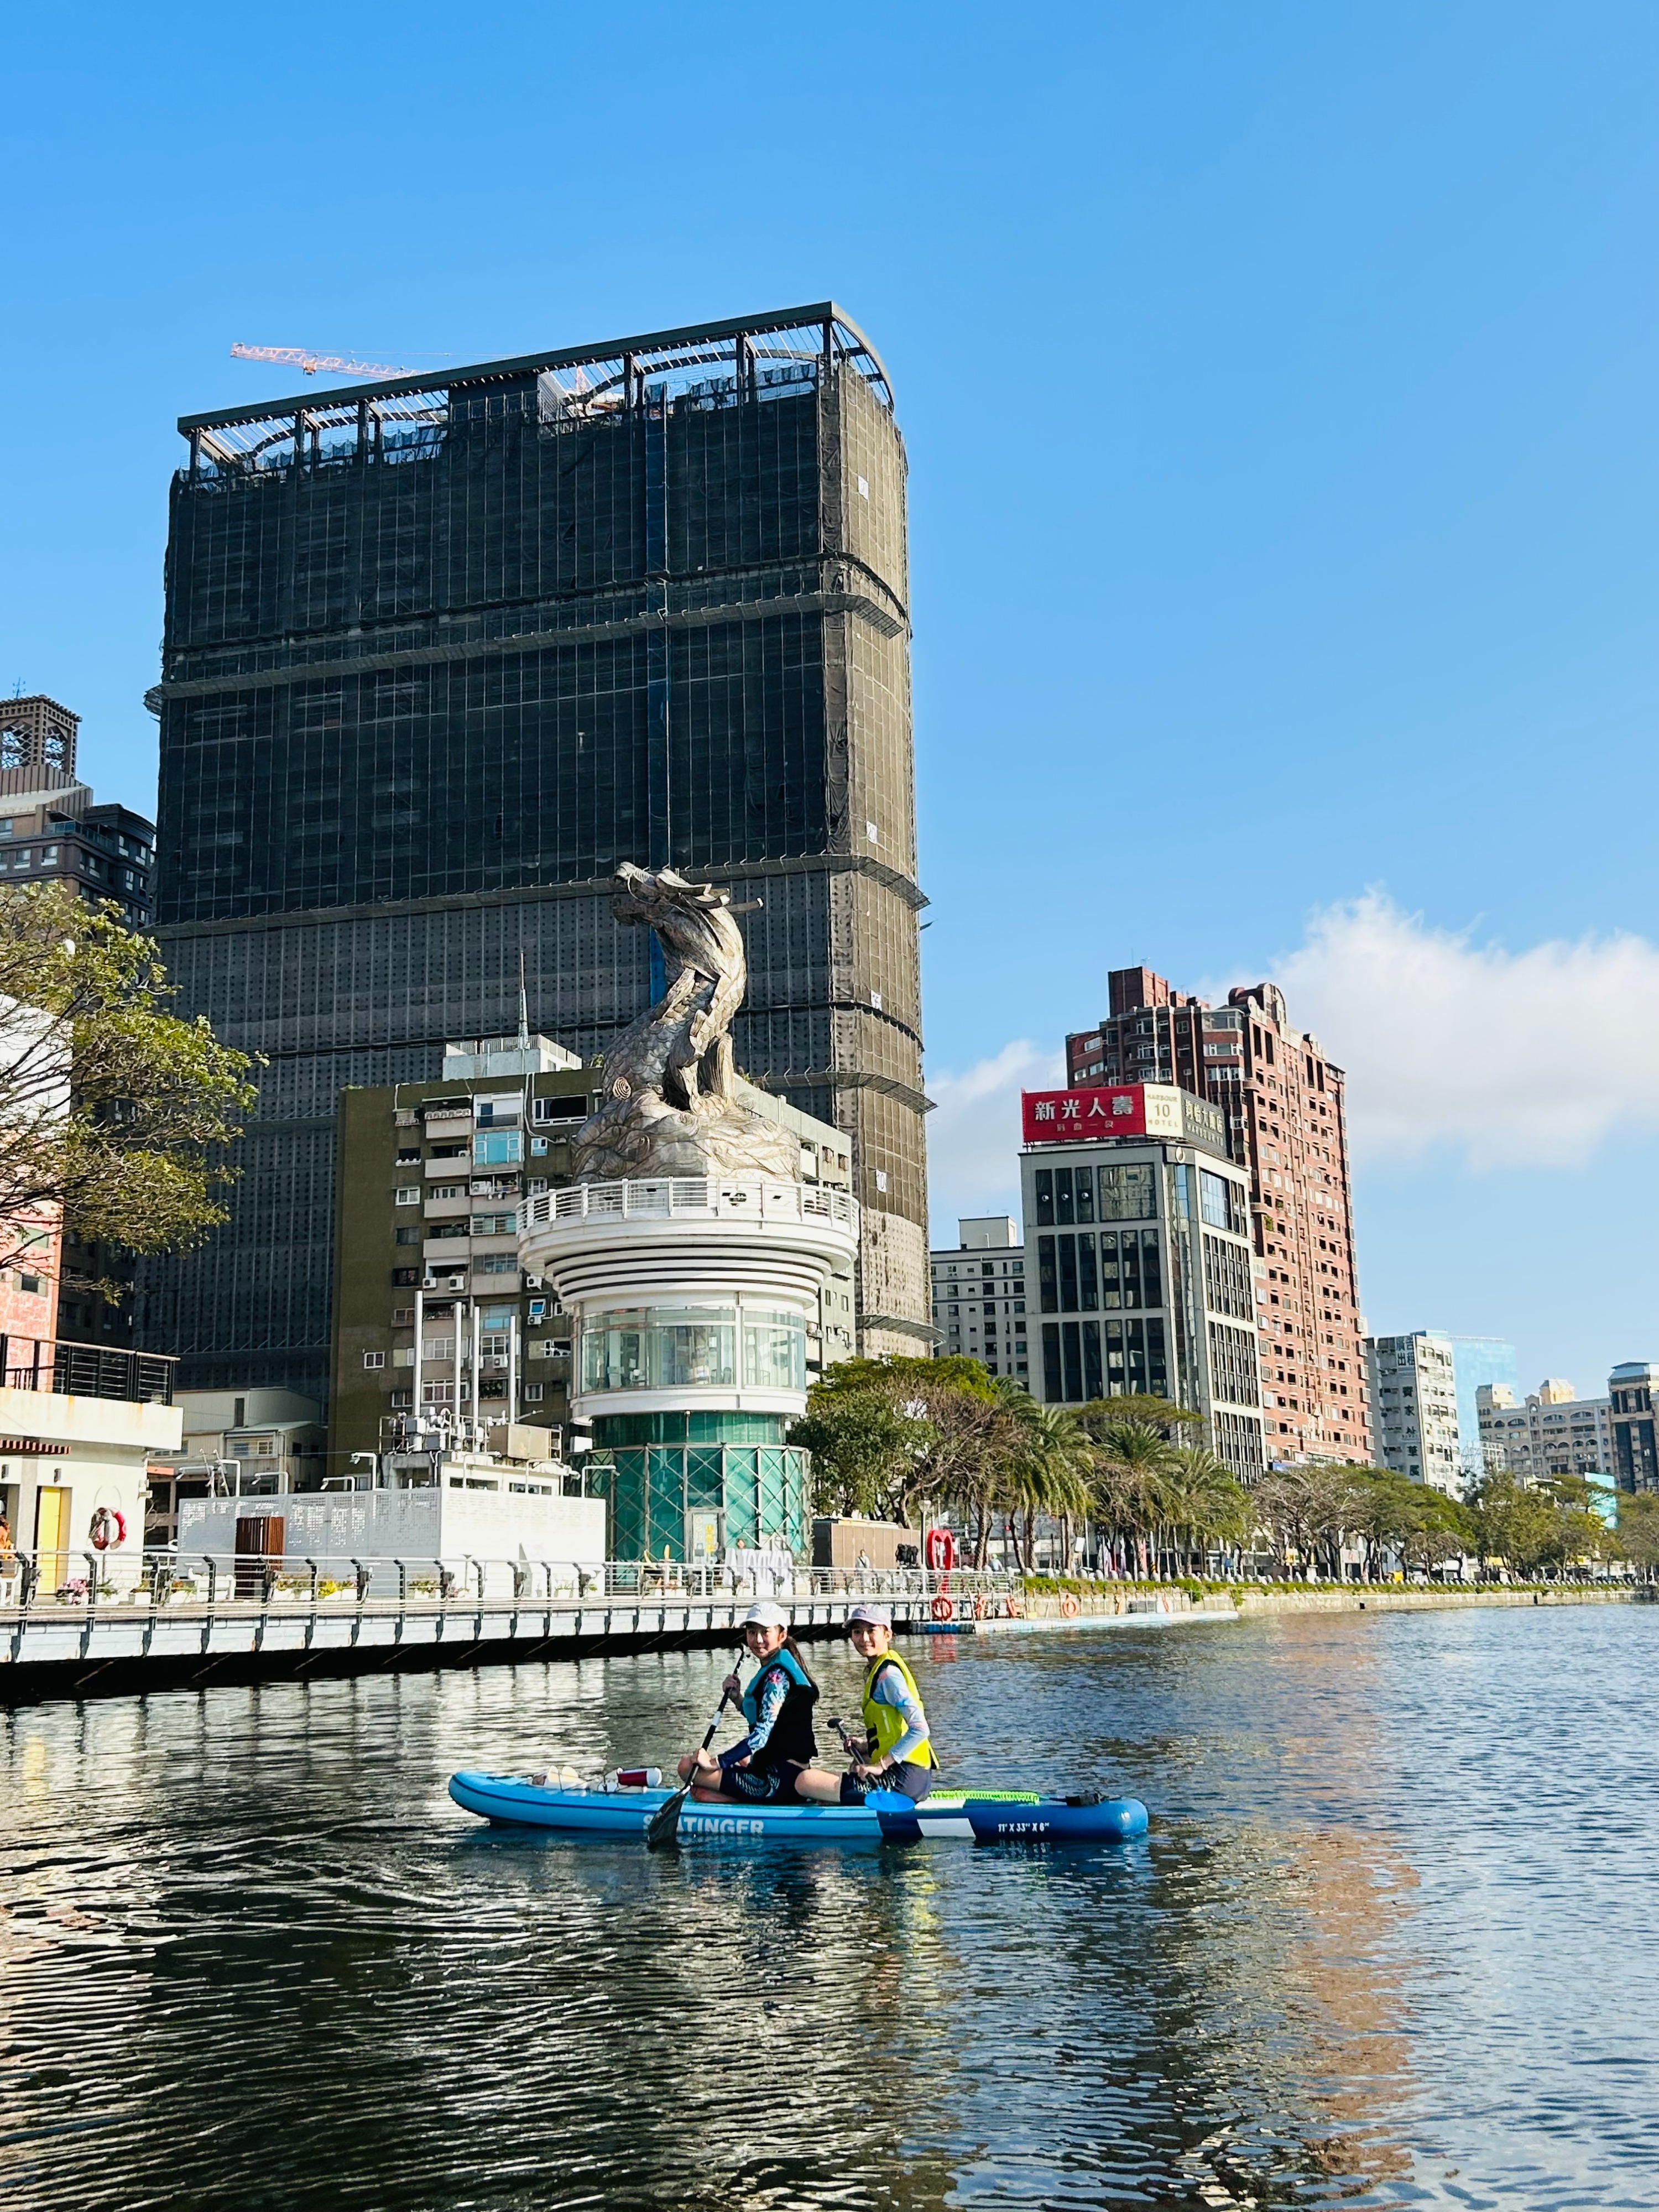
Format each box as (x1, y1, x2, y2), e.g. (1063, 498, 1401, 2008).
(716, 1758, 808, 1804)
(839, 1763, 935, 1807)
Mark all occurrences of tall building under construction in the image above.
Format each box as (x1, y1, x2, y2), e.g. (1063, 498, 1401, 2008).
(148, 306, 929, 1400)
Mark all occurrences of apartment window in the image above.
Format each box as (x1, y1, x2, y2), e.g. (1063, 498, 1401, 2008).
(471, 1213, 516, 1234)
(363, 1350, 386, 1370)
(395, 1187, 420, 1206)
(473, 1130, 523, 1165)
(477, 1255, 517, 1274)
(394, 1227, 420, 1245)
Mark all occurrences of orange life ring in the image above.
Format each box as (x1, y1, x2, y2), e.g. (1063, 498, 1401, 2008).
(1004, 1594, 1024, 1619)
(1060, 1594, 1081, 1618)
(972, 1593, 987, 1619)
(89, 1506, 126, 1552)
(930, 1594, 955, 1623)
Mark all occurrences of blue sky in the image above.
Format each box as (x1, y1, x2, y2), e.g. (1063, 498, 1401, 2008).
(4, 3, 1656, 1394)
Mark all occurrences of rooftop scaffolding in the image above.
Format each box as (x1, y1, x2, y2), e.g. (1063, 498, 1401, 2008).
(179, 303, 894, 476)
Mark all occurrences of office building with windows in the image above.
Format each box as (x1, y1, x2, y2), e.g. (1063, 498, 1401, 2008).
(1477, 1377, 1614, 1484)
(1366, 1332, 1462, 1493)
(930, 1216, 1026, 1378)
(1609, 1362, 1659, 1493)
(1018, 1083, 1264, 1481)
(147, 305, 928, 1403)
(1446, 1335, 1518, 1480)
(0, 696, 156, 932)
(1065, 967, 1370, 1463)
(328, 1036, 854, 1483)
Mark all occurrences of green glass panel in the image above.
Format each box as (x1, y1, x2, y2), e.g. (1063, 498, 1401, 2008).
(646, 1447, 687, 1559)
(687, 1448, 724, 1506)
(608, 1448, 649, 1562)
(723, 1447, 760, 1548)
(592, 1411, 786, 1448)
(781, 1447, 811, 1553)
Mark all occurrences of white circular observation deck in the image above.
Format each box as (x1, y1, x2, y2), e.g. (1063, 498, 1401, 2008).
(518, 1176, 859, 1422)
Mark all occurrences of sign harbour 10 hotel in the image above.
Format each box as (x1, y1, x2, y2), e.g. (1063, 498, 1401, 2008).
(1020, 1081, 1265, 1480)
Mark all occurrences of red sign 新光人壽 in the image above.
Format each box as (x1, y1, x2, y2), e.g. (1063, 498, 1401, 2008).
(1021, 1087, 1147, 1142)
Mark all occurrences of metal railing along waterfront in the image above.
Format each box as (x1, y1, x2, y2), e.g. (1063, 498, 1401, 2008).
(0, 1550, 1022, 1615)
(520, 1176, 857, 1233)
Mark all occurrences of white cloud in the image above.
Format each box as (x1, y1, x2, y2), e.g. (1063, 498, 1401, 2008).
(926, 1037, 1061, 1239)
(924, 897, 1659, 1236)
(1271, 892, 1659, 1171)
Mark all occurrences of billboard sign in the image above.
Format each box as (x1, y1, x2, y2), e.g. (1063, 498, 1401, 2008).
(1021, 1082, 1226, 1155)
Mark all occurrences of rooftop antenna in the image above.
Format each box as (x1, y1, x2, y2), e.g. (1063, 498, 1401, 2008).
(517, 950, 531, 1052)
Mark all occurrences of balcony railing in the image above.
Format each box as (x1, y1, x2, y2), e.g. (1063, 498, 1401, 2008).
(0, 1338, 176, 1405)
(522, 1177, 857, 1232)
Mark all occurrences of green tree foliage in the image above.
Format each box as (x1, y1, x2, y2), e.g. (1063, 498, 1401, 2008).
(1076, 1395, 1202, 1441)
(785, 1391, 927, 1521)
(1465, 1469, 1614, 1577)
(1617, 1491, 1659, 1579)
(790, 1355, 1008, 1529)
(0, 885, 256, 1285)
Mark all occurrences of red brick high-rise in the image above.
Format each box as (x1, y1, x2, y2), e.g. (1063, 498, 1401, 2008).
(1066, 969, 1371, 1465)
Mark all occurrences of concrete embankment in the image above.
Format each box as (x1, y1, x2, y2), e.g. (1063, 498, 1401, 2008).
(947, 1585, 1636, 1637)
(1234, 1584, 1634, 1615)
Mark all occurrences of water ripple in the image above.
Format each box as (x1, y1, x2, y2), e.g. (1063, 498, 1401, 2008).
(3, 1606, 1657, 2208)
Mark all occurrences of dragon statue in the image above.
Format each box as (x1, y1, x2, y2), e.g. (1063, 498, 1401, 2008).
(571, 864, 800, 1182)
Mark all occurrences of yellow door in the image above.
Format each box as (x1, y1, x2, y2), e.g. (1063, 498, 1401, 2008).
(34, 1486, 70, 1589)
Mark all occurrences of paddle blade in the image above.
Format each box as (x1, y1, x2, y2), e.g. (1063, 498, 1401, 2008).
(645, 1783, 690, 1851)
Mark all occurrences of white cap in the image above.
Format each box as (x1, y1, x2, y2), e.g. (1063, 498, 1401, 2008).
(744, 1599, 790, 1629)
(848, 1603, 893, 1627)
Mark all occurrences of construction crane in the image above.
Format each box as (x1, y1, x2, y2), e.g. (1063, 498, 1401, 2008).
(231, 342, 415, 378)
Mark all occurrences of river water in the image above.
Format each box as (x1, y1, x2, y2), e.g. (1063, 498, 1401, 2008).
(2, 1603, 1656, 2211)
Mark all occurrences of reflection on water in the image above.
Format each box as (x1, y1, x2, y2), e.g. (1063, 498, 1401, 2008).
(3, 1607, 1657, 2210)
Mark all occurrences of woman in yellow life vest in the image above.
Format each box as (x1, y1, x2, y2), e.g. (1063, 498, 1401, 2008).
(794, 1604, 938, 1806)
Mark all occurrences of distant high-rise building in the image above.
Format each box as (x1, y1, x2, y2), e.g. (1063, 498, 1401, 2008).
(1477, 1376, 1614, 1485)
(1018, 1084, 1266, 1482)
(929, 1216, 1027, 1379)
(1446, 1335, 1518, 1479)
(1366, 1331, 1462, 1493)
(1609, 1362, 1659, 1493)
(146, 306, 928, 1400)
(0, 697, 155, 930)
(1066, 968, 1369, 1464)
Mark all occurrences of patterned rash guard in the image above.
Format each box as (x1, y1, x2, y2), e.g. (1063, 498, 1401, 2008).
(717, 1664, 792, 1769)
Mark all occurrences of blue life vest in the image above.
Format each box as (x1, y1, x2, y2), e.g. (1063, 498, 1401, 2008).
(739, 1644, 819, 1771)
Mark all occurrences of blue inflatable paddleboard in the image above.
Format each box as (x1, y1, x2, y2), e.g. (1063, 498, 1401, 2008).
(448, 1771, 1149, 1844)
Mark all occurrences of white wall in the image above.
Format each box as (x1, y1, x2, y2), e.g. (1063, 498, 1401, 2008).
(176, 1484, 606, 1597)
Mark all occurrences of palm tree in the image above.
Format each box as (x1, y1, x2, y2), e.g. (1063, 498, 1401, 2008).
(1160, 1446, 1250, 1577)
(1090, 1419, 1176, 1580)
(995, 1386, 1094, 1572)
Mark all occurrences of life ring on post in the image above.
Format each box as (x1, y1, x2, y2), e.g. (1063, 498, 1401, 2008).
(1060, 1594, 1081, 1618)
(924, 1528, 958, 1573)
(1004, 1594, 1024, 1619)
(89, 1507, 127, 1552)
(930, 1594, 955, 1623)
(972, 1593, 987, 1620)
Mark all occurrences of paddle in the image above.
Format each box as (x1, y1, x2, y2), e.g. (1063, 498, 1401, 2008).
(646, 1653, 743, 1852)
